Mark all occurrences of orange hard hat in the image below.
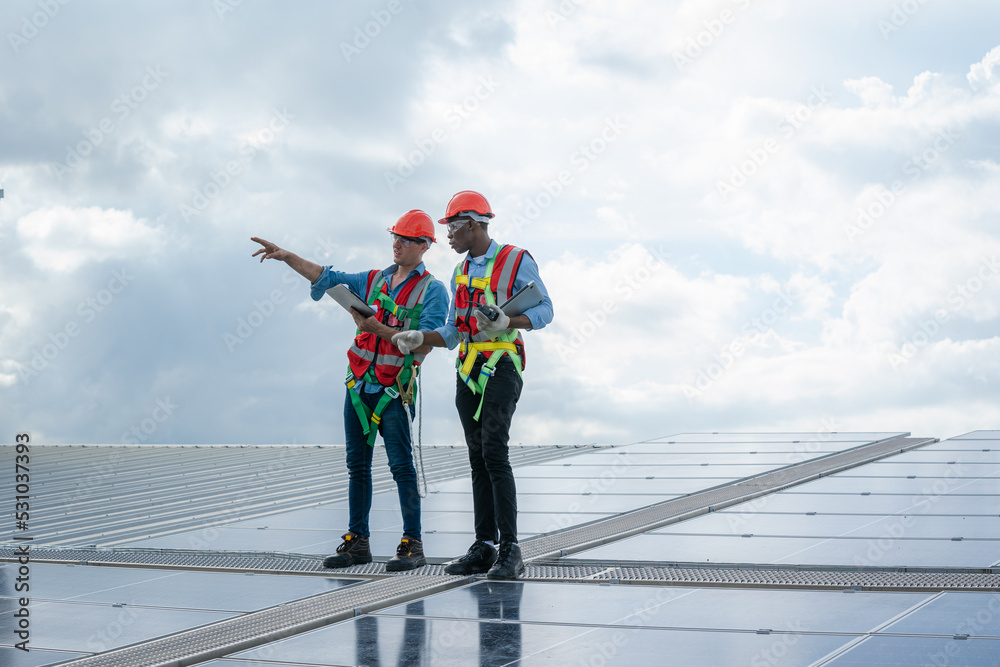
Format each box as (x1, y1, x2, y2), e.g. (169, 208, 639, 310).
(438, 190, 494, 224)
(388, 209, 436, 243)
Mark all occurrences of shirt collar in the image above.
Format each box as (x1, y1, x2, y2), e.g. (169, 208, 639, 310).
(384, 262, 426, 281)
(467, 239, 498, 265)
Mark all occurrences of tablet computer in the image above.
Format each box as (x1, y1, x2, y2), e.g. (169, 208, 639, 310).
(326, 284, 376, 318)
(499, 281, 544, 316)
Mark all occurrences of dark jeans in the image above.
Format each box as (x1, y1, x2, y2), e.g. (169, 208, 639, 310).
(343, 389, 420, 540)
(456, 356, 523, 544)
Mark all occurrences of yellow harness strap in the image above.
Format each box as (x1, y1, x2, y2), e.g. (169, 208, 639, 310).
(455, 275, 492, 291)
(459, 341, 518, 377)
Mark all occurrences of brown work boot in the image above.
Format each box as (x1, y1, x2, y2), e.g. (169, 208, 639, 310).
(323, 532, 372, 568)
(385, 537, 426, 572)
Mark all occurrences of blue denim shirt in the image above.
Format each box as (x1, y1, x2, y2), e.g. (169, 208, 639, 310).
(434, 240, 554, 350)
(311, 262, 448, 392)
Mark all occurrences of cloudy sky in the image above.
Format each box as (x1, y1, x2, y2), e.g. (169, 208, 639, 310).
(3, 0, 1000, 447)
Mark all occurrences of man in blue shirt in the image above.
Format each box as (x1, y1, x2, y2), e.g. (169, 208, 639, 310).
(251, 210, 448, 571)
(393, 191, 553, 580)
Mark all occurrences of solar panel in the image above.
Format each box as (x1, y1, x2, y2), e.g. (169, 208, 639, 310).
(2, 433, 998, 665)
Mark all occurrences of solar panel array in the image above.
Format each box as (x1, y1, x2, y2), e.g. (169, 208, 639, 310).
(2, 431, 998, 666)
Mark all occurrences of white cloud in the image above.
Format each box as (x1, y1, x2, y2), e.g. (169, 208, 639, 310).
(0, 359, 17, 387)
(845, 76, 895, 108)
(968, 44, 1000, 92)
(3, 2, 1000, 445)
(17, 206, 165, 273)
(787, 272, 834, 322)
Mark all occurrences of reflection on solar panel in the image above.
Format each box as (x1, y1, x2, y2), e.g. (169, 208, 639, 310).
(2, 432, 999, 665)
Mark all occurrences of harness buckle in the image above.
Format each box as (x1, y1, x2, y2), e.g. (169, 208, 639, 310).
(397, 368, 418, 406)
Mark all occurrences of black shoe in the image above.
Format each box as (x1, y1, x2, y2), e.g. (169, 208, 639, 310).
(486, 542, 524, 580)
(323, 532, 372, 568)
(443, 540, 497, 575)
(385, 537, 426, 572)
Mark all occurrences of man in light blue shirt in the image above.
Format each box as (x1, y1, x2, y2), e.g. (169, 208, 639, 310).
(251, 210, 447, 572)
(393, 191, 553, 580)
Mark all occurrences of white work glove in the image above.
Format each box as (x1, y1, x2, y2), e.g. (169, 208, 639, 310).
(473, 304, 510, 333)
(392, 330, 424, 355)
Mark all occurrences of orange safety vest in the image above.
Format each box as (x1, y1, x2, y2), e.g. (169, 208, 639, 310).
(347, 269, 433, 387)
(453, 244, 529, 419)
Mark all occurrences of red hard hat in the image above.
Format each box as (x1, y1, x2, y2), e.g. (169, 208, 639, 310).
(438, 190, 495, 224)
(388, 209, 435, 243)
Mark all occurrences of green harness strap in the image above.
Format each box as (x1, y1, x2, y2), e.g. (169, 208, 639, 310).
(373, 292, 423, 323)
(347, 368, 409, 447)
(457, 338, 521, 421)
(346, 277, 424, 447)
(455, 247, 524, 421)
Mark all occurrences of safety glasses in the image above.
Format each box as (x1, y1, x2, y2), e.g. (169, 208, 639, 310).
(392, 234, 423, 247)
(447, 218, 473, 233)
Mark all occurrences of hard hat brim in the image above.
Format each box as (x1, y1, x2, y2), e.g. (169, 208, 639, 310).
(387, 228, 435, 244)
(437, 211, 494, 225)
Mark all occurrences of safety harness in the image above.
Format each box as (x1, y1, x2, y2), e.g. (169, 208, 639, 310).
(454, 244, 527, 421)
(346, 270, 433, 446)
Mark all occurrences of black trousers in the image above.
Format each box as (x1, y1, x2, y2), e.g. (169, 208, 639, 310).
(455, 355, 523, 544)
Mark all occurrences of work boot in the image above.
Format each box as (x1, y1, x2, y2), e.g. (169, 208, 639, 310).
(385, 537, 426, 572)
(443, 540, 497, 575)
(322, 532, 372, 568)
(487, 542, 524, 580)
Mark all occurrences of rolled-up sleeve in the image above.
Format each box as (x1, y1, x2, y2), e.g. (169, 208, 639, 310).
(433, 281, 461, 350)
(309, 267, 370, 301)
(419, 279, 449, 332)
(513, 253, 553, 331)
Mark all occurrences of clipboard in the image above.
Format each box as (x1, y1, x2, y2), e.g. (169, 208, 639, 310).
(499, 281, 544, 316)
(326, 284, 376, 318)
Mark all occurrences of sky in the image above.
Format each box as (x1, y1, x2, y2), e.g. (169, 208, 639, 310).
(3, 0, 1000, 447)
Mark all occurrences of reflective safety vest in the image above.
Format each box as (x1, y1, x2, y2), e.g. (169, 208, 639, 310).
(346, 269, 434, 445)
(454, 243, 528, 420)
